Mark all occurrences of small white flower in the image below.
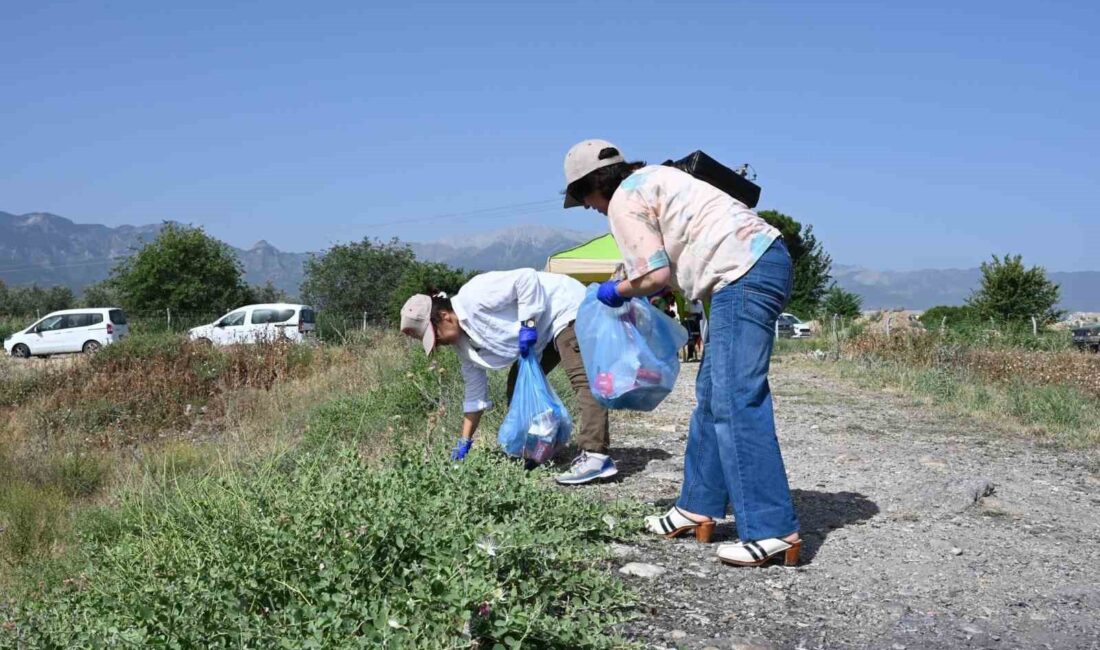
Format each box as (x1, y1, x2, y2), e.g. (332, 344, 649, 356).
(476, 536, 498, 556)
(602, 514, 618, 531)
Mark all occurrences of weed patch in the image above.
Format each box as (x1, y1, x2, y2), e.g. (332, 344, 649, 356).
(0, 482, 68, 567)
(4, 450, 639, 648)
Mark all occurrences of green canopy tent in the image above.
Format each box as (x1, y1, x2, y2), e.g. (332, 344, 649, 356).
(545, 233, 702, 360)
(543, 234, 624, 284)
(546, 232, 696, 317)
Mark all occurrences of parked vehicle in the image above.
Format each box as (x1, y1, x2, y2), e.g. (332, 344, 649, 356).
(1073, 324, 1100, 352)
(776, 312, 812, 338)
(188, 303, 316, 346)
(3, 308, 129, 358)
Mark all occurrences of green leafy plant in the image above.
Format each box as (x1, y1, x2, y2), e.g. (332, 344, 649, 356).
(5, 448, 640, 648)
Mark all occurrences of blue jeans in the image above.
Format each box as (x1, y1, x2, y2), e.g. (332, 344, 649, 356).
(677, 238, 799, 541)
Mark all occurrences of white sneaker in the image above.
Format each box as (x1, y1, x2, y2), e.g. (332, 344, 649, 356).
(554, 452, 618, 485)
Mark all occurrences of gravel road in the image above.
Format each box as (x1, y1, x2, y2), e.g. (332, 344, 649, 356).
(582, 355, 1100, 650)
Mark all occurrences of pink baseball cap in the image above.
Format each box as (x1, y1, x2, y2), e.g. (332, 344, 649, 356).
(399, 294, 435, 355)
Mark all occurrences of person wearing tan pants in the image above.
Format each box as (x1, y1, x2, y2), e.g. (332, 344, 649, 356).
(400, 268, 617, 485)
(506, 321, 610, 456)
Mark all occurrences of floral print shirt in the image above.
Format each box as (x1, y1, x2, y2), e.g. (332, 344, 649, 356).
(607, 165, 781, 301)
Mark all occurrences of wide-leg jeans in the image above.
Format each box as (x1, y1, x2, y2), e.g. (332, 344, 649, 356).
(677, 238, 800, 541)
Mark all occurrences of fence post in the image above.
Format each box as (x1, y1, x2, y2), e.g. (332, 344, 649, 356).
(774, 318, 779, 339)
(1031, 315, 1038, 336)
(941, 315, 947, 333)
(167, 307, 172, 331)
(362, 312, 367, 332)
(37, 309, 41, 319)
(885, 314, 892, 337)
(832, 313, 841, 360)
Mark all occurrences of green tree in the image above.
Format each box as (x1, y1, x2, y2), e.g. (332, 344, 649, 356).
(0, 282, 75, 315)
(81, 281, 122, 308)
(109, 223, 252, 314)
(300, 238, 417, 323)
(758, 210, 832, 317)
(966, 254, 1063, 325)
(819, 285, 862, 319)
(246, 281, 291, 304)
(387, 262, 477, 321)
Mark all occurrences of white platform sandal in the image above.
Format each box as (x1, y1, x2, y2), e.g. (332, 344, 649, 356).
(717, 537, 802, 567)
(643, 507, 716, 542)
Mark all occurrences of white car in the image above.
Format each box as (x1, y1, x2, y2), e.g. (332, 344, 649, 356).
(4, 308, 130, 358)
(188, 303, 316, 346)
(777, 313, 813, 338)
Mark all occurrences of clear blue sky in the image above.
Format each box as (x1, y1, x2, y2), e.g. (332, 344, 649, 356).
(3, 1, 1097, 271)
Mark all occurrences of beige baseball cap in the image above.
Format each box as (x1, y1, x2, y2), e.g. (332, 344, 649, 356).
(399, 294, 435, 355)
(562, 139, 625, 208)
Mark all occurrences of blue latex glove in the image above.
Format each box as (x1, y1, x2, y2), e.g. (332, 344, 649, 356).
(450, 437, 474, 461)
(518, 324, 538, 357)
(596, 280, 627, 308)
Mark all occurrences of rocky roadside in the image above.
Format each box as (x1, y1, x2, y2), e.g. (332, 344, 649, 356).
(578, 355, 1100, 650)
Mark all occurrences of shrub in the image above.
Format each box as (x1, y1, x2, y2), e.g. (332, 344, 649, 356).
(919, 305, 979, 330)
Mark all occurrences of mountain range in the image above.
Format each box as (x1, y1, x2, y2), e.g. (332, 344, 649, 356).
(2, 211, 1097, 311)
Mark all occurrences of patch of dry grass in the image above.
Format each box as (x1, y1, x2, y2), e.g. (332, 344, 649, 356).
(845, 332, 1100, 397)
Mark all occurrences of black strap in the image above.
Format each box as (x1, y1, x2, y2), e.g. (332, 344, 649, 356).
(744, 542, 763, 561)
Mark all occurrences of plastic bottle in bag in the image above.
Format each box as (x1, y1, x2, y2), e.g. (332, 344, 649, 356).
(524, 408, 560, 464)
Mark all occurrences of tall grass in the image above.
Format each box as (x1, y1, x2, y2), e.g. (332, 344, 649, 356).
(837, 330, 1100, 448)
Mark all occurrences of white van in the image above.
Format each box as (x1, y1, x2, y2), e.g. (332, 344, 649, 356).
(3, 308, 130, 358)
(187, 303, 316, 346)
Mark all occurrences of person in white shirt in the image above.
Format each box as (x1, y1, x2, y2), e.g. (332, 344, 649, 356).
(399, 268, 617, 485)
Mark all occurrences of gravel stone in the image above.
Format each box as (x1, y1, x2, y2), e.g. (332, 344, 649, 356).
(619, 562, 667, 579)
(573, 356, 1100, 649)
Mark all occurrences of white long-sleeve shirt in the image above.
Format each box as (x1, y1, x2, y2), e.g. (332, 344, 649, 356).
(450, 269, 586, 413)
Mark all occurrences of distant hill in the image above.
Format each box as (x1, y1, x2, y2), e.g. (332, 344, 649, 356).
(833, 265, 1100, 312)
(409, 225, 595, 272)
(0, 212, 593, 299)
(2, 211, 1096, 311)
(0, 211, 311, 296)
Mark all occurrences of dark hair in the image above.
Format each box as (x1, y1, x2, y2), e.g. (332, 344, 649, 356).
(429, 296, 452, 326)
(567, 147, 646, 203)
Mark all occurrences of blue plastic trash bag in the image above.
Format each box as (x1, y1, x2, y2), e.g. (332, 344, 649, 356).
(576, 284, 689, 411)
(497, 354, 573, 464)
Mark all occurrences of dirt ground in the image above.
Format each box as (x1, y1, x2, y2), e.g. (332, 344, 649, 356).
(583, 355, 1100, 650)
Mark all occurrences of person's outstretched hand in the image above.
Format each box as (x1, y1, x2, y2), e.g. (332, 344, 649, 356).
(596, 280, 627, 308)
(450, 437, 474, 461)
(518, 324, 538, 357)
